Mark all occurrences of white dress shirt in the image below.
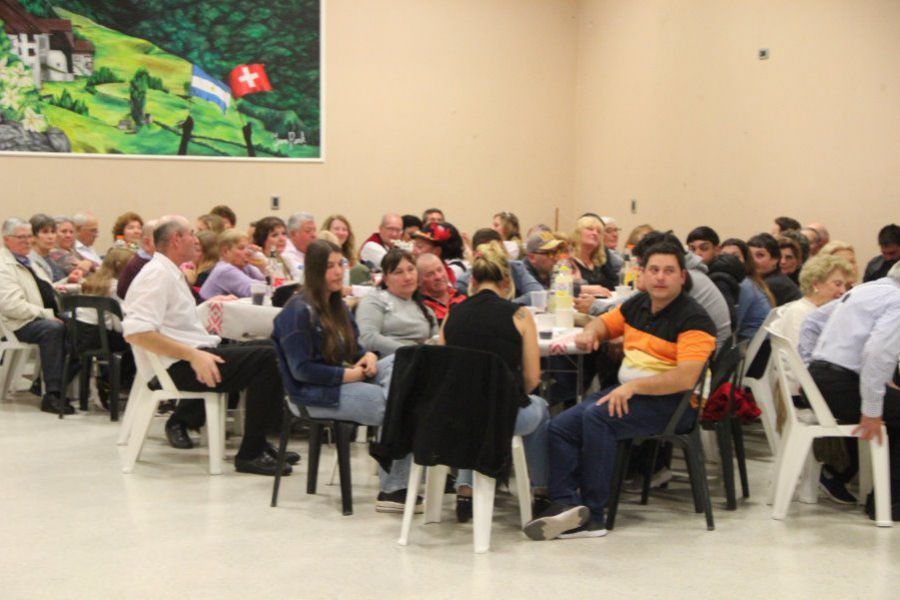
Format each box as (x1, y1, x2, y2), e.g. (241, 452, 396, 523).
(281, 238, 305, 280)
(75, 240, 101, 265)
(122, 253, 220, 369)
(805, 277, 900, 417)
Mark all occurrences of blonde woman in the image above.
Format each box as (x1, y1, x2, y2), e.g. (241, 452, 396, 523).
(571, 215, 617, 294)
(439, 241, 550, 522)
(818, 241, 859, 285)
(492, 211, 525, 259)
(323, 215, 372, 284)
(182, 230, 219, 289)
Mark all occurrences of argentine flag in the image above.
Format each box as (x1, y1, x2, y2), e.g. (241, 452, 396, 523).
(189, 65, 231, 113)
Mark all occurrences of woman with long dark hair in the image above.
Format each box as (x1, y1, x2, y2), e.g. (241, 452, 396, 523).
(356, 247, 438, 356)
(272, 240, 416, 512)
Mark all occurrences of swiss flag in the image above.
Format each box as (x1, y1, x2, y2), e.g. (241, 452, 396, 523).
(229, 64, 272, 98)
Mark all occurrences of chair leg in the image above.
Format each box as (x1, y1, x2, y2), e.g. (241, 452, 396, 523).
(398, 463, 424, 545)
(731, 417, 750, 498)
(121, 391, 157, 473)
(204, 396, 224, 475)
(869, 430, 893, 527)
(716, 418, 737, 510)
(59, 354, 75, 419)
(858, 438, 873, 505)
(78, 355, 92, 412)
(511, 436, 532, 527)
(117, 379, 144, 446)
(605, 440, 632, 531)
(472, 471, 497, 553)
(108, 354, 122, 422)
(639, 440, 659, 505)
(271, 409, 293, 507)
(682, 444, 703, 513)
(307, 423, 323, 494)
(687, 441, 715, 531)
(334, 422, 355, 515)
(424, 465, 449, 524)
(771, 432, 812, 520)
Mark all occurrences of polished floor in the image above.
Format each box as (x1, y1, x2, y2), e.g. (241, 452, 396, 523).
(0, 390, 897, 600)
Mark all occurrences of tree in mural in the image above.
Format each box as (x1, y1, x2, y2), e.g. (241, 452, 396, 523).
(0, 19, 47, 132)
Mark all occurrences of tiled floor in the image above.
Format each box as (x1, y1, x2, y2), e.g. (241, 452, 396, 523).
(0, 392, 896, 599)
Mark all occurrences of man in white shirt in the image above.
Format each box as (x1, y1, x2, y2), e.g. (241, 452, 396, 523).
(123, 216, 291, 476)
(0, 218, 70, 415)
(282, 212, 316, 279)
(359, 213, 403, 269)
(73, 212, 101, 267)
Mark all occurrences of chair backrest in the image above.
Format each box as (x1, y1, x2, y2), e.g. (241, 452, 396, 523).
(741, 306, 786, 381)
(374, 344, 523, 478)
(62, 295, 123, 355)
(272, 283, 301, 308)
(129, 346, 183, 398)
(661, 359, 711, 436)
(766, 328, 838, 428)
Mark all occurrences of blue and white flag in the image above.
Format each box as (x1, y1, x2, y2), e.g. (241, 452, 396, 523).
(189, 65, 231, 113)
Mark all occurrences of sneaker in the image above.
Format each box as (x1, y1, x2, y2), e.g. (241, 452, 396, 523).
(819, 469, 857, 505)
(558, 519, 609, 539)
(376, 489, 424, 514)
(625, 467, 673, 494)
(523, 503, 591, 541)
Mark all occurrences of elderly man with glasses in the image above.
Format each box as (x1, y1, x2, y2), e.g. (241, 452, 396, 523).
(0, 218, 71, 414)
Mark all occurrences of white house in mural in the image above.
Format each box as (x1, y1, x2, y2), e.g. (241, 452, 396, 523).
(1, 0, 95, 88)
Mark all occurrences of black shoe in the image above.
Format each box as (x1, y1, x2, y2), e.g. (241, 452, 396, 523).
(557, 519, 609, 539)
(456, 495, 473, 523)
(156, 400, 177, 416)
(532, 495, 553, 518)
(865, 492, 900, 522)
(265, 444, 300, 466)
(819, 469, 857, 505)
(523, 503, 591, 541)
(164, 419, 194, 450)
(30, 377, 43, 397)
(40, 393, 74, 415)
(444, 473, 457, 494)
(375, 489, 423, 514)
(235, 451, 292, 476)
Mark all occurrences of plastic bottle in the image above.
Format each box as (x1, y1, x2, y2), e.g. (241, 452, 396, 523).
(621, 253, 636, 288)
(552, 259, 574, 311)
(114, 235, 126, 249)
(268, 249, 287, 288)
(341, 257, 350, 288)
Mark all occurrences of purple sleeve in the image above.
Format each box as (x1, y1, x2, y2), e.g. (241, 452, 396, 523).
(200, 263, 256, 300)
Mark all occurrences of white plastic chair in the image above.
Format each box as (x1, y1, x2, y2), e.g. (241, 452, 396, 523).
(739, 308, 784, 455)
(767, 330, 892, 527)
(398, 436, 532, 553)
(0, 319, 41, 401)
(121, 347, 227, 475)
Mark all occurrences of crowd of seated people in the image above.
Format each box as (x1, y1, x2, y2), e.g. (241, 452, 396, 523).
(2, 205, 898, 529)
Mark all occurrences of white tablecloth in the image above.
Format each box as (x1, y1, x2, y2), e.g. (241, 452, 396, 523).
(196, 298, 281, 341)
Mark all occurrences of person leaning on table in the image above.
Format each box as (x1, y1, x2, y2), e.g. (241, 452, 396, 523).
(523, 240, 717, 540)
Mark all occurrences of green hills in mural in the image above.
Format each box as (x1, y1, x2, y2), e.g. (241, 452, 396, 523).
(4, 1, 320, 158)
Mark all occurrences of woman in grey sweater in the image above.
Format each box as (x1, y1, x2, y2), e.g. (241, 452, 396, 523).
(357, 248, 438, 356)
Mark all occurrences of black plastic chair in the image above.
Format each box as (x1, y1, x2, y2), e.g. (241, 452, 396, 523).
(701, 341, 749, 510)
(270, 395, 359, 515)
(59, 295, 127, 421)
(606, 360, 715, 531)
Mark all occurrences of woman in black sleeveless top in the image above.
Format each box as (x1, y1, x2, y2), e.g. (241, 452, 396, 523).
(440, 241, 550, 522)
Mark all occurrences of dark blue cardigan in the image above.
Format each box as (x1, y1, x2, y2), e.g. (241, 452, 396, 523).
(272, 295, 365, 407)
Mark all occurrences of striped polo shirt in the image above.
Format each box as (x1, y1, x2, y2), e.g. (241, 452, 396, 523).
(600, 291, 717, 384)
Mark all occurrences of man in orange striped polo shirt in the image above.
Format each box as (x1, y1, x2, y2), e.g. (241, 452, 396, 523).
(525, 241, 717, 540)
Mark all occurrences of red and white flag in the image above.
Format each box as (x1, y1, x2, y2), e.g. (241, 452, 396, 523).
(229, 64, 272, 98)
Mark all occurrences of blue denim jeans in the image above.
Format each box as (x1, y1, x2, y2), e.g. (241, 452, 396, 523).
(14, 318, 65, 394)
(548, 386, 695, 520)
(455, 394, 550, 490)
(305, 355, 411, 493)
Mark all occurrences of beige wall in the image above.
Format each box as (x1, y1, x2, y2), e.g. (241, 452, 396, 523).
(1, 0, 578, 249)
(573, 0, 900, 261)
(3, 0, 898, 263)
